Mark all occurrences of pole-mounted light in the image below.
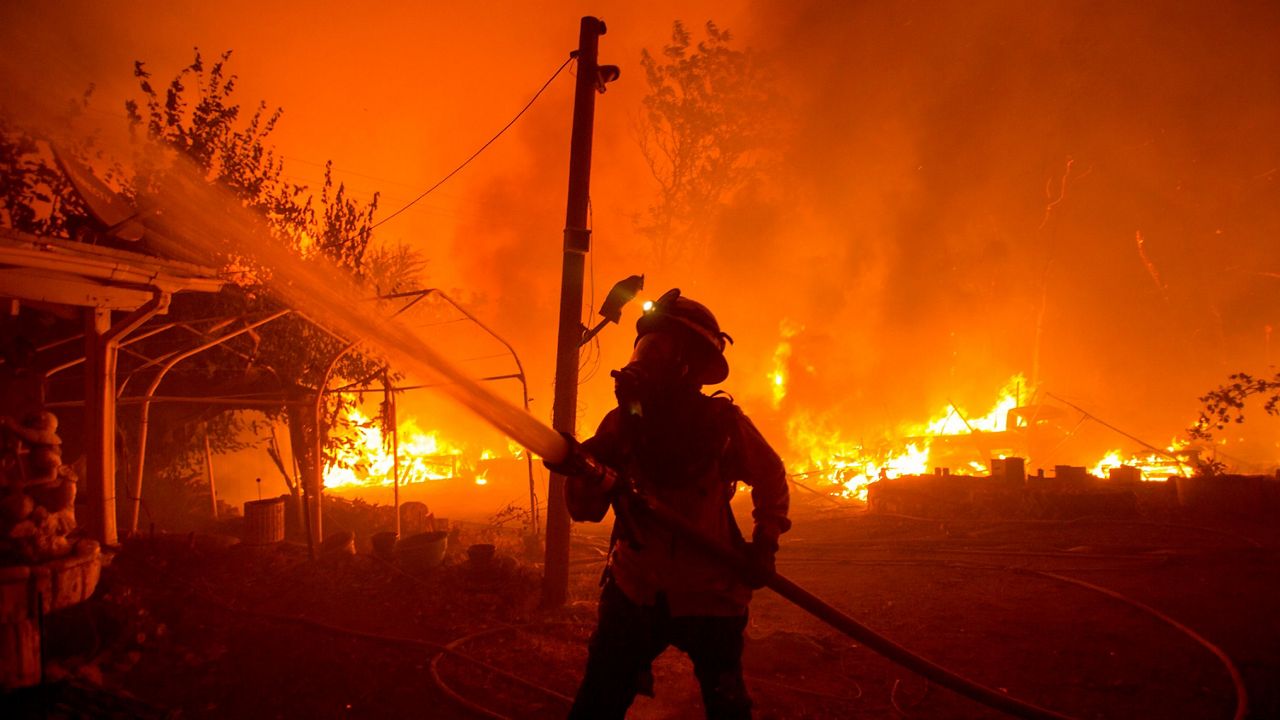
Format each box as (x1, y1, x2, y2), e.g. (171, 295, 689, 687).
(580, 274, 644, 346)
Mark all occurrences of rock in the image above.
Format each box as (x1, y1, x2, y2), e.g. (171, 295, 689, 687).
(0, 491, 33, 524)
(30, 477, 76, 512)
(8, 411, 61, 445)
(8, 519, 36, 539)
(28, 445, 62, 475)
(49, 508, 76, 536)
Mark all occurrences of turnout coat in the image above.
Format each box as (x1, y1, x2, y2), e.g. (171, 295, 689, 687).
(565, 393, 790, 617)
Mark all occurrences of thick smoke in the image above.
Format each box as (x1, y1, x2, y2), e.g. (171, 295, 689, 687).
(673, 0, 1280, 460)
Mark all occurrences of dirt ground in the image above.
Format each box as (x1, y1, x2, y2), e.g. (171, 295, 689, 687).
(5, 490, 1277, 720)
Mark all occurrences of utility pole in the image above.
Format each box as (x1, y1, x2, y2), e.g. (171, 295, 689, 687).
(544, 16, 610, 608)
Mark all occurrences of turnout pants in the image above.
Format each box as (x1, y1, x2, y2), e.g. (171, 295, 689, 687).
(568, 581, 752, 720)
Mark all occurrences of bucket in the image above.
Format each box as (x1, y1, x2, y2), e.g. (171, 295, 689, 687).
(320, 531, 357, 558)
(243, 497, 285, 545)
(396, 531, 448, 572)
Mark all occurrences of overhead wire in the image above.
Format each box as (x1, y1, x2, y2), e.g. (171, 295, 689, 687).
(368, 55, 576, 232)
(580, 195, 603, 384)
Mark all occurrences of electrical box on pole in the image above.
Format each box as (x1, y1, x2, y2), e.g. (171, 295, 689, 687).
(544, 16, 614, 608)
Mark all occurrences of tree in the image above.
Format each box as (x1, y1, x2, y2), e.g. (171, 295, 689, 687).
(119, 50, 427, 529)
(636, 21, 782, 266)
(0, 88, 105, 238)
(1, 49, 423, 530)
(1189, 371, 1280, 441)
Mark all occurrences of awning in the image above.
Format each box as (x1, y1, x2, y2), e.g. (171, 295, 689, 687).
(0, 227, 225, 309)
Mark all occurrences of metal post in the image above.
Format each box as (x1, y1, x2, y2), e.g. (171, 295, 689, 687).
(82, 309, 115, 546)
(204, 427, 218, 520)
(126, 309, 289, 534)
(389, 373, 401, 538)
(544, 15, 607, 608)
(82, 293, 169, 546)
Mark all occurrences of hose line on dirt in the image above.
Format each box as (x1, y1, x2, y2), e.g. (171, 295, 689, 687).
(763, 572, 1072, 720)
(427, 620, 872, 718)
(752, 553, 1249, 720)
(1029, 570, 1248, 720)
(428, 624, 576, 720)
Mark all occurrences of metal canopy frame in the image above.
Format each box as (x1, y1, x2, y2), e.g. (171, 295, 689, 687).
(1, 228, 226, 546)
(15, 267, 540, 547)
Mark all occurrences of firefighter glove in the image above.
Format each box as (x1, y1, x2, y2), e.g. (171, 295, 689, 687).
(542, 433, 617, 492)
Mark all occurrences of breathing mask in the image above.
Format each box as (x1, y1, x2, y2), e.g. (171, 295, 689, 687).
(611, 331, 688, 417)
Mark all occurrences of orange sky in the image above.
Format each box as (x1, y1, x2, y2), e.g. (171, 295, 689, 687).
(4, 1, 1280, 504)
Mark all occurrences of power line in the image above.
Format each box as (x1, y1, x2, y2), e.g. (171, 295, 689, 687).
(369, 54, 576, 232)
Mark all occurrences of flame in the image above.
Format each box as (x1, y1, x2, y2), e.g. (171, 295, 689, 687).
(769, 320, 803, 409)
(776, 364, 1191, 502)
(919, 374, 1025, 435)
(785, 411, 931, 501)
(1088, 439, 1193, 480)
(781, 374, 1027, 500)
(324, 406, 518, 490)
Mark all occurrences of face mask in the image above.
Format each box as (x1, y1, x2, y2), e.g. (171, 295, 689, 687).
(611, 332, 687, 417)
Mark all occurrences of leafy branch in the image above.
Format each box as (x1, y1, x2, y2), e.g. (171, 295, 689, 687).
(636, 21, 783, 267)
(1188, 371, 1280, 441)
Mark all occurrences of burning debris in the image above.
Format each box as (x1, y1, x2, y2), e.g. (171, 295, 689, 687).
(778, 372, 1202, 503)
(322, 405, 526, 492)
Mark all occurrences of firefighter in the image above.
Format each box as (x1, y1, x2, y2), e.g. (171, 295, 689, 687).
(546, 288, 790, 720)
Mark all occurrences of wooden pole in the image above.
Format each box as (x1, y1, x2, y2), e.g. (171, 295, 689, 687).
(543, 16, 607, 608)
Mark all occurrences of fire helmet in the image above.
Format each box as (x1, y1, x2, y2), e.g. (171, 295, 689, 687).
(635, 288, 733, 385)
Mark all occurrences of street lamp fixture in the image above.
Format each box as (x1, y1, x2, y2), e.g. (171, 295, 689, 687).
(581, 274, 644, 346)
